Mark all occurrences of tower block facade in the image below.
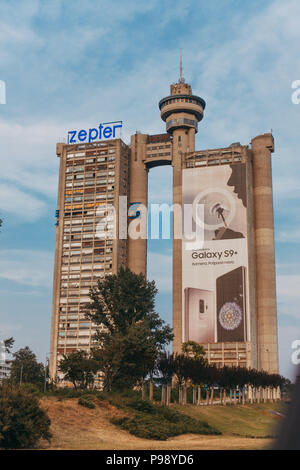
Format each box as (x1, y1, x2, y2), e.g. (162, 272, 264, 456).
(50, 75, 279, 381)
(127, 78, 278, 373)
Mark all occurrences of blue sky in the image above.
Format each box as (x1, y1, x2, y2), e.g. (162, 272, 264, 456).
(0, 0, 299, 379)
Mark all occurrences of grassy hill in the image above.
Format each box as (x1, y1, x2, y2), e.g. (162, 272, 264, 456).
(38, 391, 285, 450)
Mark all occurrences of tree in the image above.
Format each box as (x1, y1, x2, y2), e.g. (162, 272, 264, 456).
(10, 347, 44, 388)
(58, 350, 99, 389)
(0, 384, 51, 449)
(85, 267, 173, 390)
(156, 352, 175, 386)
(172, 354, 190, 388)
(182, 341, 207, 361)
(3, 337, 14, 354)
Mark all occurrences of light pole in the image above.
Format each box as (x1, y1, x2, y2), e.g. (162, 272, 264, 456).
(44, 359, 47, 393)
(44, 352, 52, 393)
(19, 364, 23, 386)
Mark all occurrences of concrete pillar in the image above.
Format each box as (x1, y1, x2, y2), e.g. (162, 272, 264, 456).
(277, 386, 281, 401)
(251, 133, 279, 374)
(210, 387, 214, 405)
(128, 133, 148, 276)
(179, 385, 183, 405)
(197, 386, 201, 405)
(161, 384, 166, 404)
(166, 384, 171, 405)
(193, 387, 197, 405)
(149, 380, 153, 401)
(249, 385, 253, 404)
(183, 384, 187, 404)
(172, 128, 187, 354)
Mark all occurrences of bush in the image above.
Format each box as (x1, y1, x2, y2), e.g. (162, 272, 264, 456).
(111, 410, 219, 440)
(0, 385, 51, 449)
(101, 389, 139, 409)
(47, 387, 83, 399)
(20, 383, 42, 397)
(47, 387, 103, 400)
(78, 397, 96, 409)
(109, 394, 220, 440)
(127, 398, 156, 414)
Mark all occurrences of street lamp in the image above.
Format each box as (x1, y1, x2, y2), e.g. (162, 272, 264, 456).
(44, 352, 52, 393)
(19, 364, 23, 386)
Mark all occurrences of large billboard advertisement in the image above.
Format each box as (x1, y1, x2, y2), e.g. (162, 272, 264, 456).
(182, 163, 250, 344)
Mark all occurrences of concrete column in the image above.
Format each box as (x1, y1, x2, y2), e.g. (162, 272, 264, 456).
(249, 385, 253, 404)
(128, 133, 148, 276)
(188, 127, 195, 152)
(172, 129, 187, 354)
(172, 127, 196, 354)
(161, 384, 166, 404)
(277, 386, 281, 401)
(251, 133, 279, 374)
(166, 384, 171, 405)
(50, 144, 67, 380)
(197, 386, 201, 405)
(149, 380, 153, 401)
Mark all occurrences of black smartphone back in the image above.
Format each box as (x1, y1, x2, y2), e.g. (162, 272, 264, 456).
(216, 266, 247, 342)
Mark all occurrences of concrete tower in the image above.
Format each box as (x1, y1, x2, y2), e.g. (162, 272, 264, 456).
(159, 68, 206, 354)
(127, 133, 148, 277)
(251, 133, 279, 373)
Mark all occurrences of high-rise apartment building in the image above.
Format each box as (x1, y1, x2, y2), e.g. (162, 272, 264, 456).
(0, 341, 11, 383)
(50, 139, 130, 379)
(50, 73, 278, 381)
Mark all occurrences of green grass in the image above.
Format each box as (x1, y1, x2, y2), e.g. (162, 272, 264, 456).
(172, 402, 286, 439)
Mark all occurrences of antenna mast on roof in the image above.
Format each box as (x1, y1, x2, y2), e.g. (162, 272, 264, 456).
(179, 49, 185, 83)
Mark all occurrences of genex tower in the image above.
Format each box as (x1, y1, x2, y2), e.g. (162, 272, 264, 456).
(50, 64, 279, 381)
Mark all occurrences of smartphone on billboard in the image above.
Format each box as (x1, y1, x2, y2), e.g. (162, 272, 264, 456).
(216, 266, 247, 342)
(184, 288, 215, 343)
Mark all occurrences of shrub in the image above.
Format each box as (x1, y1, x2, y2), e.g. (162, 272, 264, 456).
(78, 397, 96, 409)
(48, 387, 83, 399)
(47, 387, 103, 400)
(20, 383, 42, 397)
(111, 411, 219, 440)
(127, 398, 156, 414)
(109, 394, 220, 440)
(0, 385, 51, 449)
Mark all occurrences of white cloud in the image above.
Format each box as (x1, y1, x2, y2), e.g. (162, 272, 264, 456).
(276, 229, 300, 243)
(0, 120, 63, 208)
(0, 183, 47, 220)
(0, 23, 37, 44)
(0, 249, 53, 286)
(277, 275, 300, 299)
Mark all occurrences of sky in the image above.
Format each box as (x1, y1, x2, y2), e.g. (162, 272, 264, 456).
(0, 0, 299, 380)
